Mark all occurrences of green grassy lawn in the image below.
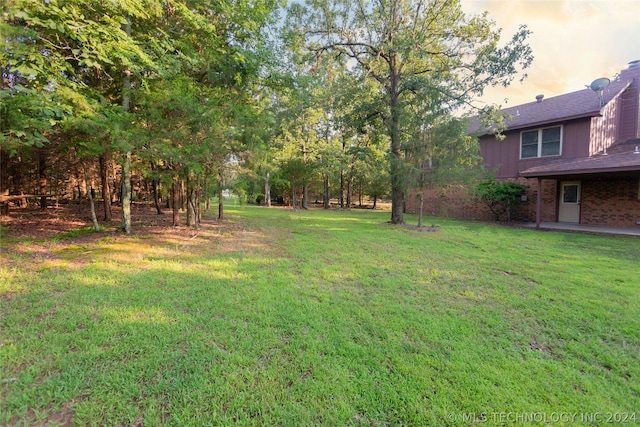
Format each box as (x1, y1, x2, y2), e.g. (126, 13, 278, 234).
(1, 207, 639, 426)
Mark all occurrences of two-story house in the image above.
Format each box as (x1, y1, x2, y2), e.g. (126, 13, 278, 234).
(407, 60, 640, 229)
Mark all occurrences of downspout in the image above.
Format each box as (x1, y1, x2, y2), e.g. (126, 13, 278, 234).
(535, 177, 542, 229)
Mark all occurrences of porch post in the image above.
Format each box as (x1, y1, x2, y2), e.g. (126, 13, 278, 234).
(535, 177, 542, 230)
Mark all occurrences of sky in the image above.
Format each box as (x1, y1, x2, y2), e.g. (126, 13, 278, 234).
(460, 0, 640, 107)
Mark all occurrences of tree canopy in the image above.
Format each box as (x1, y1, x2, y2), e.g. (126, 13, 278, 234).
(1, 0, 532, 228)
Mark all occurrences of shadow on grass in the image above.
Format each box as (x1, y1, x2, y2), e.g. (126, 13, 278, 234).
(2, 208, 639, 425)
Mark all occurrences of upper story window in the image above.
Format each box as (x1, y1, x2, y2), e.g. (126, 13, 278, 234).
(520, 126, 562, 159)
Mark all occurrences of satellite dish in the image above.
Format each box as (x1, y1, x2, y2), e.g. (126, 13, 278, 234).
(589, 77, 610, 107)
(589, 77, 610, 92)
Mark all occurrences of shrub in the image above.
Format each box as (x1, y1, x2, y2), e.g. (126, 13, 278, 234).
(476, 180, 529, 221)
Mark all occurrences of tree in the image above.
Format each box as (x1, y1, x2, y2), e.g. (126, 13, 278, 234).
(299, 0, 532, 223)
(2, 0, 157, 227)
(476, 179, 529, 221)
(4, 0, 280, 229)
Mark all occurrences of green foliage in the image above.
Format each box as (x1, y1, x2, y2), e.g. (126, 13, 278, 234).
(476, 179, 529, 221)
(298, 0, 533, 223)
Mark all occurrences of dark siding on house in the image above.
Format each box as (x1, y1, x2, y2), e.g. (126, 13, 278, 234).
(617, 65, 640, 141)
(590, 98, 620, 155)
(479, 119, 592, 179)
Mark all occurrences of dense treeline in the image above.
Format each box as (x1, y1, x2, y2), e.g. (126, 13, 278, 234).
(0, 0, 532, 229)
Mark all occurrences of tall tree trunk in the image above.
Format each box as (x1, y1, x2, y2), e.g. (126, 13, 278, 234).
(388, 53, 404, 224)
(291, 181, 297, 210)
(75, 171, 82, 201)
(340, 169, 345, 208)
(265, 172, 271, 207)
(186, 174, 196, 228)
(38, 148, 47, 210)
(346, 165, 354, 209)
(121, 151, 132, 233)
(152, 179, 162, 214)
(149, 161, 163, 214)
(373, 195, 378, 209)
(84, 164, 100, 232)
(217, 168, 224, 220)
(323, 173, 330, 209)
(121, 19, 132, 234)
(172, 176, 180, 226)
(302, 184, 309, 210)
(111, 159, 119, 203)
(99, 154, 112, 221)
(195, 182, 201, 226)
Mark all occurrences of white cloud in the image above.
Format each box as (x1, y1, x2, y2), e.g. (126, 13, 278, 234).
(461, 0, 640, 106)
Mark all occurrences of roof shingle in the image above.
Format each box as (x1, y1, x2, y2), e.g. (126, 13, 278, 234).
(469, 79, 632, 134)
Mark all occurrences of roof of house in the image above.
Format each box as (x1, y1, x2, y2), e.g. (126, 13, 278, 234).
(520, 138, 640, 178)
(468, 78, 632, 135)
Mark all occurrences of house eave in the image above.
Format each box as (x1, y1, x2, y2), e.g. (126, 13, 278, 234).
(475, 112, 601, 138)
(520, 164, 640, 179)
(504, 112, 601, 133)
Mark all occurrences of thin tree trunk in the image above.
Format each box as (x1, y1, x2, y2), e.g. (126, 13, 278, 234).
(346, 165, 354, 208)
(265, 172, 271, 207)
(179, 179, 185, 211)
(84, 165, 100, 232)
(340, 169, 345, 208)
(389, 53, 404, 224)
(111, 159, 118, 203)
(301, 138, 308, 210)
(195, 182, 201, 225)
(121, 19, 132, 234)
(218, 167, 224, 220)
(373, 195, 378, 209)
(291, 182, 297, 210)
(323, 173, 330, 209)
(121, 151, 132, 233)
(172, 176, 180, 226)
(152, 178, 162, 214)
(186, 174, 196, 228)
(302, 184, 309, 210)
(99, 154, 112, 221)
(75, 171, 82, 201)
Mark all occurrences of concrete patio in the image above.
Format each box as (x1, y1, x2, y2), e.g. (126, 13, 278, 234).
(525, 222, 640, 237)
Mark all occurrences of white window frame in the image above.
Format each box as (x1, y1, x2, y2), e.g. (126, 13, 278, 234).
(520, 125, 563, 159)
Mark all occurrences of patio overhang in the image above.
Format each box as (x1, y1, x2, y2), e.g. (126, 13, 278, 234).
(520, 139, 640, 179)
(519, 139, 640, 229)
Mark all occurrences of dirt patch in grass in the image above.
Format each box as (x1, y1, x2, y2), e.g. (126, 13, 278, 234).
(0, 202, 267, 271)
(9, 401, 76, 427)
(403, 224, 441, 232)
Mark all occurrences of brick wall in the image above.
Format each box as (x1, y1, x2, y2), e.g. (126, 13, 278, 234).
(406, 178, 558, 223)
(581, 177, 640, 227)
(408, 176, 640, 228)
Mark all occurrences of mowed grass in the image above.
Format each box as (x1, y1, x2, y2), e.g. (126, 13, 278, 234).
(1, 206, 638, 426)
